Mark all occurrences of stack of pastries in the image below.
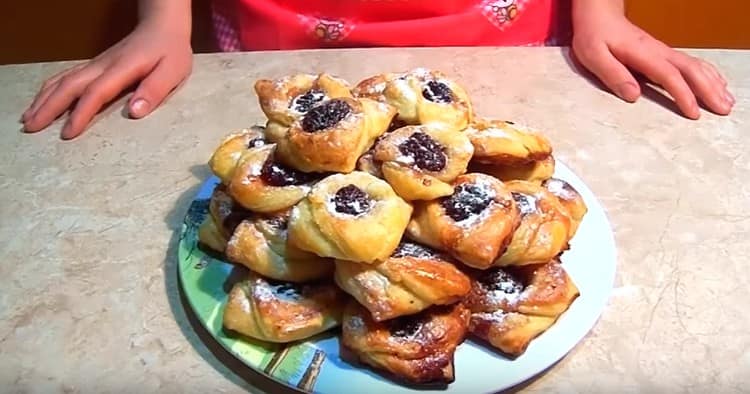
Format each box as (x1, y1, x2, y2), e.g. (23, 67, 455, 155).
(198, 69, 588, 385)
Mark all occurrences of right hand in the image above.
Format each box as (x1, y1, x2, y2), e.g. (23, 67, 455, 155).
(22, 20, 193, 139)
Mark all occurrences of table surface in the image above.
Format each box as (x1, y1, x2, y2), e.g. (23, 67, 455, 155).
(1, 47, 748, 393)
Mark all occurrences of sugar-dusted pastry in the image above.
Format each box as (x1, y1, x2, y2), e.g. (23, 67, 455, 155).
(208, 126, 267, 185)
(543, 177, 588, 238)
(464, 119, 552, 166)
(406, 173, 520, 269)
(494, 180, 573, 267)
(226, 209, 334, 283)
(353, 68, 473, 130)
(223, 272, 347, 343)
(340, 301, 470, 384)
(469, 155, 555, 184)
(266, 97, 397, 173)
(465, 259, 579, 356)
(198, 185, 253, 253)
(227, 144, 323, 213)
(334, 241, 471, 321)
(368, 125, 474, 201)
(254, 73, 353, 126)
(288, 171, 413, 263)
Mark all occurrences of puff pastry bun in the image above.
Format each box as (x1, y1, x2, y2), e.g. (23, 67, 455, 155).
(208, 126, 267, 185)
(406, 173, 520, 269)
(469, 155, 555, 184)
(353, 68, 473, 130)
(543, 178, 588, 238)
(465, 119, 552, 166)
(465, 259, 579, 356)
(341, 301, 470, 384)
(198, 185, 252, 253)
(288, 171, 413, 263)
(223, 272, 347, 343)
(334, 241, 471, 321)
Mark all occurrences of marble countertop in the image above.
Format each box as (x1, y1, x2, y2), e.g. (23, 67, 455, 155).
(1, 47, 748, 393)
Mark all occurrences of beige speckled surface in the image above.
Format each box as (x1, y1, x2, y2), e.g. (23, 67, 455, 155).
(0, 47, 748, 393)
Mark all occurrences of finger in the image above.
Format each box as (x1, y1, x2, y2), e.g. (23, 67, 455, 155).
(128, 57, 190, 119)
(62, 58, 156, 139)
(23, 66, 103, 132)
(612, 45, 700, 119)
(699, 59, 726, 87)
(23, 64, 85, 121)
(670, 55, 734, 116)
(573, 41, 641, 103)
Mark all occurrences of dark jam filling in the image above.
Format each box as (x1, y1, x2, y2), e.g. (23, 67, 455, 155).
(301, 99, 352, 132)
(290, 89, 326, 114)
(441, 183, 493, 222)
(392, 242, 439, 259)
(333, 184, 372, 216)
(247, 137, 266, 149)
(222, 210, 253, 235)
(478, 269, 524, 294)
(422, 80, 454, 104)
(271, 281, 301, 298)
(398, 131, 447, 172)
(264, 215, 289, 231)
(260, 158, 317, 187)
(511, 192, 539, 216)
(388, 315, 424, 338)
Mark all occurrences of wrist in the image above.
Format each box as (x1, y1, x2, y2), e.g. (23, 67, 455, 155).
(572, 0, 624, 24)
(137, 0, 192, 39)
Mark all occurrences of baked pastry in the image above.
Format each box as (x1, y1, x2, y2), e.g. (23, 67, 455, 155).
(469, 155, 555, 184)
(226, 209, 335, 283)
(406, 173, 520, 269)
(340, 301, 470, 384)
(353, 68, 473, 130)
(464, 119, 552, 165)
(223, 271, 347, 343)
(227, 144, 322, 213)
(254, 73, 353, 126)
(208, 126, 267, 185)
(543, 178, 588, 238)
(288, 171, 413, 263)
(369, 125, 474, 201)
(198, 185, 253, 253)
(465, 259, 579, 356)
(494, 180, 573, 267)
(334, 241, 471, 321)
(266, 97, 397, 173)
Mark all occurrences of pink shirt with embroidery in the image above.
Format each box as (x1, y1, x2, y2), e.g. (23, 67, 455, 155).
(211, 0, 571, 51)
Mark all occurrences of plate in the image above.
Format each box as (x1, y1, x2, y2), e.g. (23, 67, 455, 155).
(176, 160, 617, 394)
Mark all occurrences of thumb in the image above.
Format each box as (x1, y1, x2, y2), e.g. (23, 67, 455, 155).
(128, 58, 190, 119)
(574, 42, 641, 103)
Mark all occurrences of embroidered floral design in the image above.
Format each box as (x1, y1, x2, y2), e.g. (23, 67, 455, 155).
(481, 0, 527, 30)
(298, 15, 353, 43)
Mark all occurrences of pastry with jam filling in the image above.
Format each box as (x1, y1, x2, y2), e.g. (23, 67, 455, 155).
(465, 118, 553, 166)
(469, 155, 555, 184)
(222, 271, 347, 343)
(208, 126, 267, 185)
(465, 259, 579, 356)
(254, 73, 353, 127)
(340, 300, 470, 384)
(225, 209, 334, 283)
(494, 180, 575, 267)
(266, 97, 397, 173)
(406, 173, 520, 269)
(198, 185, 253, 253)
(334, 240, 471, 321)
(543, 177, 588, 238)
(287, 171, 413, 263)
(367, 125, 474, 201)
(353, 68, 473, 130)
(227, 144, 322, 213)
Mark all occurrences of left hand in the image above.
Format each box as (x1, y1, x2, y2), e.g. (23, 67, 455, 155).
(570, 0, 734, 119)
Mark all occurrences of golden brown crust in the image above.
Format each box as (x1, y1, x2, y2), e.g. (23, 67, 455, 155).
(469, 155, 555, 184)
(464, 119, 552, 166)
(222, 272, 346, 343)
(334, 241, 471, 321)
(208, 127, 267, 185)
(225, 210, 334, 283)
(353, 68, 473, 130)
(406, 173, 521, 269)
(494, 181, 572, 267)
(270, 97, 397, 173)
(287, 171, 413, 264)
(254, 73, 353, 126)
(341, 301, 470, 384)
(543, 178, 588, 238)
(465, 259, 579, 356)
(371, 125, 474, 201)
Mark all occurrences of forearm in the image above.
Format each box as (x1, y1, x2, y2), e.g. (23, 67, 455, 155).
(572, 0, 624, 26)
(137, 0, 193, 37)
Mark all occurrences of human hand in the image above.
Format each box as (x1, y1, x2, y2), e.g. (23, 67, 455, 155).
(570, 0, 734, 119)
(22, 20, 193, 139)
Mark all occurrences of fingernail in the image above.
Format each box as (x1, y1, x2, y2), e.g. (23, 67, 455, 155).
(60, 120, 75, 140)
(724, 91, 735, 105)
(615, 82, 639, 102)
(130, 98, 149, 118)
